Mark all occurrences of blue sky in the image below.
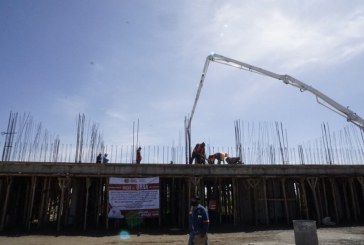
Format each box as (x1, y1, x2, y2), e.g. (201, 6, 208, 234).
(1, 0, 364, 152)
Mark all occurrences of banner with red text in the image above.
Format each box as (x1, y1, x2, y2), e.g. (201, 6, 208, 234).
(108, 177, 159, 219)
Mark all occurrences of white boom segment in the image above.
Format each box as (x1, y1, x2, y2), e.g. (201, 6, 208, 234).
(188, 53, 364, 132)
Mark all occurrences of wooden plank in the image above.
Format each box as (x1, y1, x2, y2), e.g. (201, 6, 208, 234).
(281, 178, 290, 225)
(0, 177, 12, 231)
(307, 177, 321, 224)
(329, 178, 340, 223)
(26, 176, 37, 231)
(83, 178, 91, 230)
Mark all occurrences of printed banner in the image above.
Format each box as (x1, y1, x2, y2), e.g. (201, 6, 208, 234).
(108, 177, 160, 219)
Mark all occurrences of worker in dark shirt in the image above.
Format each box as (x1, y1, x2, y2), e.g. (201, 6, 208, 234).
(96, 153, 102, 163)
(188, 195, 209, 245)
(102, 153, 109, 163)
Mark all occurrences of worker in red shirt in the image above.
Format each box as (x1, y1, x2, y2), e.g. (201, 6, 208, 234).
(190, 142, 206, 164)
(136, 147, 142, 164)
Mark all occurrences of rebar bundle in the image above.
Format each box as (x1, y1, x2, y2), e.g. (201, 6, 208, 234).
(1, 112, 364, 165)
(234, 120, 364, 165)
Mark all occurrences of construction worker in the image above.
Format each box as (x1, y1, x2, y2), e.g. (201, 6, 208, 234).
(213, 152, 228, 164)
(188, 195, 209, 245)
(96, 153, 102, 163)
(102, 153, 109, 163)
(207, 154, 215, 164)
(226, 156, 242, 164)
(136, 147, 142, 164)
(190, 142, 206, 164)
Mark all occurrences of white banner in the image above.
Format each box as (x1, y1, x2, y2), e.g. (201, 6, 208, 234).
(108, 177, 160, 219)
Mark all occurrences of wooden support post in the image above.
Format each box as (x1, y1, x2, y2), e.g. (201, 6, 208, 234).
(23, 179, 31, 226)
(218, 178, 222, 225)
(171, 177, 176, 225)
(316, 179, 324, 219)
(38, 177, 48, 229)
(187, 176, 202, 223)
(84, 178, 91, 231)
(342, 181, 351, 221)
(235, 178, 243, 224)
(43, 178, 51, 225)
(185, 177, 192, 227)
(187, 177, 191, 202)
(307, 177, 321, 224)
(232, 178, 238, 226)
(226, 181, 230, 221)
(26, 176, 37, 231)
(348, 178, 358, 221)
(221, 181, 227, 222)
(246, 178, 260, 226)
(160, 178, 165, 226)
(254, 182, 258, 227)
(63, 179, 71, 227)
(262, 178, 269, 226)
(357, 177, 364, 217)
(357, 177, 364, 199)
(272, 179, 278, 225)
(181, 178, 186, 228)
(213, 177, 217, 214)
(0, 178, 3, 197)
(329, 178, 339, 223)
(322, 179, 329, 217)
(57, 178, 66, 232)
(200, 180, 205, 202)
(105, 177, 109, 230)
(281, 178, 290, 225)
(299, 178, 309, 220)
(0, 177, 12, 232)
(190, 177, 200, 196)
(96, 178, 102, 227)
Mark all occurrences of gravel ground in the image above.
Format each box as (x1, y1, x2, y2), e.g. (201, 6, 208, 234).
(0, 226, 363, 245)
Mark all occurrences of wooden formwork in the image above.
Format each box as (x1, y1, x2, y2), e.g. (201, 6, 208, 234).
(0, 165, 364, 232)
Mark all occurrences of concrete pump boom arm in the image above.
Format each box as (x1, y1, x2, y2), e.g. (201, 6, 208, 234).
(189, 53, 364, 131)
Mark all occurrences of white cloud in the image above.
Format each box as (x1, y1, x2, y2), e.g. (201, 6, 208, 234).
(179, 1, 364, 72)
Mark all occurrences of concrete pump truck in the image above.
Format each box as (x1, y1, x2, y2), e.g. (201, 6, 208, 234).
(186, 53, 364, 164)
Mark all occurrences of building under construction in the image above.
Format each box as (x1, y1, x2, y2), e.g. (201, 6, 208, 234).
(0, 162, 363, 232)
(1, 53, 364, 233)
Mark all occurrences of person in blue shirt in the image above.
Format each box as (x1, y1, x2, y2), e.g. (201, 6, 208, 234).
(188, 195, 210, 245)
(102, 153, 109, 163)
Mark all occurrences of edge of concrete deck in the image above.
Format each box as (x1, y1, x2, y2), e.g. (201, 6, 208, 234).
(1, 161, 363, 177)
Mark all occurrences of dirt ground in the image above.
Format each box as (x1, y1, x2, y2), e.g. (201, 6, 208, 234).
(0, 225, 364, 245)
